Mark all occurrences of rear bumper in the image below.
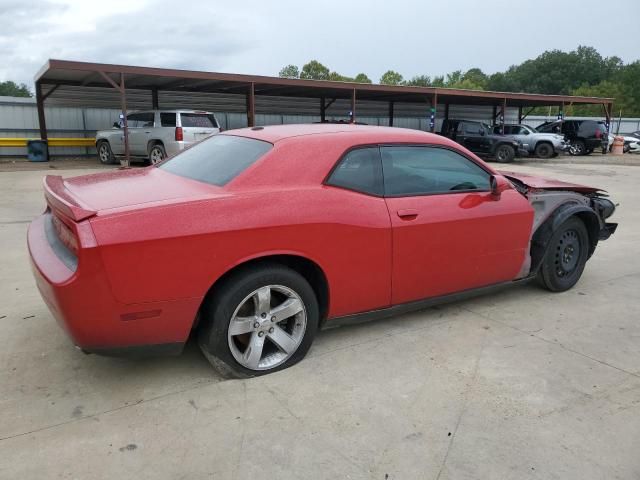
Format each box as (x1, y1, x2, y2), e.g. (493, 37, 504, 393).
(28, 213, 199, 355)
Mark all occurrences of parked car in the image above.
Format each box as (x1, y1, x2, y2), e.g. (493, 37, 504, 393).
(492, 124, 568, 158)
(607, 133, 640, 153)
(440, 119, 526, 163)
(95, 110, 221, 165)
(29, 124, 617, 377)
(536, 120, 607, 155)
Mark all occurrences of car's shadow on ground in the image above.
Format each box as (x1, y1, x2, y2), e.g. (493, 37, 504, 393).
(53, 282, 547, 390)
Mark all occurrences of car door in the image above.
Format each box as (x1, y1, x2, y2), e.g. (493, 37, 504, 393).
(324, 147, 393, 313)
(460, 122, 487, 154)
(126, 112, 155, 155)
(381, 145, 534, 305)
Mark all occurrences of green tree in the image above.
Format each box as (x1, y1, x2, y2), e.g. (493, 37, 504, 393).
(405, 75, 432, 87)
(0, 81, 32, 97)
(462, 68, 488, 89)
(572, 62, 640, 117)
(431, 75, 445, 87)
(353, 73, 372, 84)
(300, 60, 331, 80)
(380, 70, 404, 85)
(278, 65, 300, 79)
(328, 71, 353, 82)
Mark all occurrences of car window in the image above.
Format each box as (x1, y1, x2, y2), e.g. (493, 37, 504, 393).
(326, 147, 383, 196)
(126, 113, 154, 128)
(180, 113, 219, 128)
(159, 135, 272, 186)
(160, 112, 176, 127)
(381, 146, 491, 196)
(463, 122, 480, 134)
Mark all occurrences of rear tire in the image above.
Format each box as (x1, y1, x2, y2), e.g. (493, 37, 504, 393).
(495, 144, 515, 163)
(534, 142, 553, 159)
(97, 141, 116, 165)
(537, 217, 589, 292)
(148, 143, 166, 165)
(198, 264, 319, 378)
(569, 139, 586, 156)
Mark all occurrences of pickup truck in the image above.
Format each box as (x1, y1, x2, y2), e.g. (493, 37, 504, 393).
(493, 124, 568, 158)
(440, 119, 526, 163)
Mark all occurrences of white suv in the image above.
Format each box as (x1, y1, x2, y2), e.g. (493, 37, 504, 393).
(95, 110, 221, 165)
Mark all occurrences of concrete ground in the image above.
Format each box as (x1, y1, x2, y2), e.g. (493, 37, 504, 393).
(0, 159, 638, 479)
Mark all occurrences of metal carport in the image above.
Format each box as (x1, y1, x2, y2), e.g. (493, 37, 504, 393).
(34, 59, 614, 164)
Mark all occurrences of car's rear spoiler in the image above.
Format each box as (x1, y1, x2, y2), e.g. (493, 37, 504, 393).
(43, 175, 97, 222)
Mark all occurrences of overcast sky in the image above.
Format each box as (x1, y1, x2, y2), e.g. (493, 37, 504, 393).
(1, 0, 638, 88)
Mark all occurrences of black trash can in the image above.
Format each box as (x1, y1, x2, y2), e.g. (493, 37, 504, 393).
(27, 140, 49, 162)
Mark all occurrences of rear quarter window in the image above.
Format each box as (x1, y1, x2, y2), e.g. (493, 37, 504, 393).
(160, 113, 176, 127)
(159, 135, 272, 186)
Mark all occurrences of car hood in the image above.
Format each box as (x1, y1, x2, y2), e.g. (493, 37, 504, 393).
(499, 171, 603, 193)
(62, 167, 227, 213)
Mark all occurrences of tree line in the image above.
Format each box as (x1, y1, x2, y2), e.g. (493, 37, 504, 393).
(0, 81, 32, 98)
(279, 46, 640, 117)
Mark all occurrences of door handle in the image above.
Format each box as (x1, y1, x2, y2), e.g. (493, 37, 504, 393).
(397, 209, 418, 219)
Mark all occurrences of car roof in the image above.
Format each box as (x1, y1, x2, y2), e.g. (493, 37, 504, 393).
(131, 110, 215, 114)
(222, 123, 451, 145)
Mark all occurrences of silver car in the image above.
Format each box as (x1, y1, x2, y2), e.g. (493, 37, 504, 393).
(493, 124, 568, 159)
(96, 110, 221, 165)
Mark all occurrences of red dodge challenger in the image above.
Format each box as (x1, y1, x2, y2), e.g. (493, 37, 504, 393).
(28, 124, 617, 376)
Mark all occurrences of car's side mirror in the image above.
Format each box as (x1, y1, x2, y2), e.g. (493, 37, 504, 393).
(490, 175, 501, 199)
(479, 129, 485, 136)
(113, 122, 121, 129)
(523, 130, 530, 135)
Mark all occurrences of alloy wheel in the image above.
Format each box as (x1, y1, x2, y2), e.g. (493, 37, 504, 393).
(150, 147, 164, 164)
(227, 285, 307, 371)
(99, 144, 110, 163)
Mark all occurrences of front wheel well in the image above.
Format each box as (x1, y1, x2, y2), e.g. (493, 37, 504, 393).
(197, 255, 330, 329)
(530, 208, 600, 274)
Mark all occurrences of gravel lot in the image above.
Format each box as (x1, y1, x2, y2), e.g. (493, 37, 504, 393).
(0, 160, 638, 479)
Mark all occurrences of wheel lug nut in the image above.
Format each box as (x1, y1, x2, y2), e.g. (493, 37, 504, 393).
(258, 331, 264, 337)
(261, 313, 267, 319)
(253, 322, 260, 329)
(269, 327, 274, 333)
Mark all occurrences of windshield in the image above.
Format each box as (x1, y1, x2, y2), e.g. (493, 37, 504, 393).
(159, 134, 272, 186)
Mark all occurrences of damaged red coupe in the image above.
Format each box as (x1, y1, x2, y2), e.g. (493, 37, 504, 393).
(28, 124, 617, 376)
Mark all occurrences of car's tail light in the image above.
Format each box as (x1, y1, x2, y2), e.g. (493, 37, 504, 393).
(595, 129, 602, 139)
(175, 127, 183, 141)
(51, 214, 78, 255)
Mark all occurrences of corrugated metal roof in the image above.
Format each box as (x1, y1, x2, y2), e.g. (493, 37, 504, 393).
(36, 59, 613, 109)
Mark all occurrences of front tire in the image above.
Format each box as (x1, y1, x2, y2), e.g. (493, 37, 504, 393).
(97, 141, 116, 164)
(537, 217, 589, 292)
(495, 144, 515, 163)
(534, 142, 554, 159)
(198, 264, 319, 377)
